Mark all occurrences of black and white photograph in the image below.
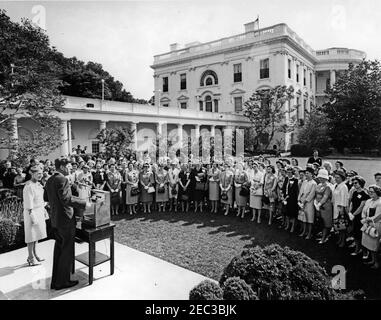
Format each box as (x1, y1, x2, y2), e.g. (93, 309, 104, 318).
(1, 0, 381, 307)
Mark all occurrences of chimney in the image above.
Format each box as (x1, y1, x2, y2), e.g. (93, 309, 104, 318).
(170, 43, 179, 51)
(244, 21, 255, 33)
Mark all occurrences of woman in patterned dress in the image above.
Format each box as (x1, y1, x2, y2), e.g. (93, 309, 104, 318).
(125, 162, 139, 215)
(192, 162, 207, 213)
(155, 163, 169, 212)
(178, 163, 191, 212)
(208, 162, 220, 214)
(220, 162, 234, 216)
(106, 163, 122, 216)
(234, 163, 249, 219)
(249, 162, 264, 223)
(168, 160, 180, 212)
(77, 165, 93, 201)
(140, 163, 155, 213)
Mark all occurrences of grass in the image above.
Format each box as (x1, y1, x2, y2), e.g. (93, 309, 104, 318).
(112, 208, 381, 299)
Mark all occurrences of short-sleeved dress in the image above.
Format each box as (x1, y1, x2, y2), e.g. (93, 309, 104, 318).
(178, 170, 191, 201)
(155, 170, 169, 202)
(140, 171, 154, 203)
(315, 184, 333, 228)
(208, 168, 220, 201)
(249, 171, 264, 210)
(107, 170, 122, 205)
(23, 181, 47, 244)
(234, 170, 248, 207)
(126, 169, 139, 205)
(168, 168, 179, 199)
(263, 174, 278, 208)
(77, 171, 92, 200)
(361, 199, 381, 252)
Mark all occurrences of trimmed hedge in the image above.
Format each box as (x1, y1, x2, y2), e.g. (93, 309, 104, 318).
(0, 219, 18, 249)
(222, 277, 258, 300)
(219, 244, 336, 300)
(290, 144, 313, 157)
(189, 280, 223, 300)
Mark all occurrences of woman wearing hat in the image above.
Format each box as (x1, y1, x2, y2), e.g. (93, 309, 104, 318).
(263, 165, 278, 225)
(234, 162, 249, 218)
(106, 163, 122, 216)
(297, 167, 317, 239)
(139, 163, 155, 213)
(315, 169, 333, 244)
(126, 162, 140, 215)
(249, 162, 264, 223)
(208, 162, 221, 214)
(168, 160, 180, 212)
(360, 185, 381, 269)
(178, 163, 191, 212)
(283, 166, 298, 232)
(77, 165, 93, 201)
(155, 162, 169, 212)
(348, 176, 369, 256)
(332, 170, 349, 247)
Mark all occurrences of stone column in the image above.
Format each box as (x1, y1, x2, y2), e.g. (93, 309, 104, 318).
(99, 120, 107, 153)
(177, 123, 183, 149)
(67, 121, 72, 155)
(130, 122, 138, 152)
(60, 120, 69, 157)
(330, 70, 336, 87)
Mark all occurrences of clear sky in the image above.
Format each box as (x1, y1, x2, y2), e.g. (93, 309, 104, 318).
(1, 0, 381, 100)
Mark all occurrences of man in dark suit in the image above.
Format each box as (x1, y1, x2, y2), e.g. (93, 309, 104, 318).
(44, 158, 90, 290)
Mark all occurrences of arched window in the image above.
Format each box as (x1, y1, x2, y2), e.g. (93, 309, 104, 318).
(205, 95, 212, 112)
(200, 70, 218, 87)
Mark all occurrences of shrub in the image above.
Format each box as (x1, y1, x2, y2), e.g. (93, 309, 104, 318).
(222, 277, 258, 300)
(0, 219, 18, 249)
(219, 244, 336, 300)
(189, 280, 223, 300)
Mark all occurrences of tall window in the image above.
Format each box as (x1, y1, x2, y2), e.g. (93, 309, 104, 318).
(162, 77, 168, 92)
(233, 63, 242, 82)
(296, 97, 300, 119)
(234, 97, 243, 112)
(199, 101, 203, 111)
(180, 102, 187, 109)
(260, 58, 269, 79)
(288, 59, 291, 79)
(303, 69, 306, 86)
(214, 99, 219, 112)
(180, 73, 186, 90)
(303, 99, 307, 117)
(310, 72, 312, 89)
(205, 95, 213, 112)
(91, 142, 99, 154)
(296, 65, 300, 83)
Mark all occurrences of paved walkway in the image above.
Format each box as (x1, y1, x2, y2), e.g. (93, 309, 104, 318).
(0, 240, 212, 300)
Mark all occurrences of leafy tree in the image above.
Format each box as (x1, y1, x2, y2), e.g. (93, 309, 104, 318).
(96, 127, 134, 159)
(0, 10, 65, 160)
(297, 105, 331, 153)
(322, 59, 381, 152)
(243, 85, 296, 150)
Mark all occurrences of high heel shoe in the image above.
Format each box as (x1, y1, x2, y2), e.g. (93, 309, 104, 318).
(35, 256, 45, 262)
(27, 257, 40, 266)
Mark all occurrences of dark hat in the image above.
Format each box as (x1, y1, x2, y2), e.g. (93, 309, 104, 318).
(334, 170, 347, 180)
(348, 170, 358, 176)
(305, 167, 315, 174)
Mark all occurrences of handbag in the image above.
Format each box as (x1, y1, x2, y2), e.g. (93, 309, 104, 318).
(334, 217, 348, 231)
(195, 182, 206, 191)
(171, 186, 178, 195)
(147, 186, 155, 193)
(130, 187, 140, 196)
(262, 196, 270, 205)
(239, 185, 250, 197)
(181, 194, 189, 201)
(221, 191, 228, 201)
(158, 185, 165, 194)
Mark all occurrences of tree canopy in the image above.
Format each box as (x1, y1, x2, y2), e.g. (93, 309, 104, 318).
(322, 59, 381, 152)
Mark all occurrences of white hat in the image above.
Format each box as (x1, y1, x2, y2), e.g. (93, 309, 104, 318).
(317, 169, 329, 180)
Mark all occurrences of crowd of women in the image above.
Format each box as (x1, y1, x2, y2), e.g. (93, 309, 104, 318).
(1, 151, 381, 269)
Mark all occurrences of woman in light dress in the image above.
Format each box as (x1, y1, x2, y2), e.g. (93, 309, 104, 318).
(219, 162, 234, 216)
(249, 162, 264, 223)
(23, 166, 47, 266)
(106, 163, 122, 216)
(263, 165, 278, 225)
(332, 171, 349, 247)
(168, 161, 180, 212)
(360, 185, 381, 269)
(77, 165, 92, 201)
(234, 163, 249, 219)
(297, 167, 317, 239)
(208, 162, 220, 214)
(125, 162, 139, 215)
(140, 163, 155, 213)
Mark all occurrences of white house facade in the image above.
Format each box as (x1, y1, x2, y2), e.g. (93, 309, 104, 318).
(0, 21, 366, 161)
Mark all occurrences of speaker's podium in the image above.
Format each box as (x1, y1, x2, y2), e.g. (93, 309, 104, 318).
(74, 190, 115, 285)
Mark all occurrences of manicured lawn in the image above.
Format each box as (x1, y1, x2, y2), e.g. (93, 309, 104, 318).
(113, 209, 381, 299)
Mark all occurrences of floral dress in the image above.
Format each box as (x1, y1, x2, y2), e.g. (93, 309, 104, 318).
(126, 169, 139, 205)
(208, 168, 220, 201)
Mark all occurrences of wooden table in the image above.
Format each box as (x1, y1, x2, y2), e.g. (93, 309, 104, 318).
(74, 222, 115, 285)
